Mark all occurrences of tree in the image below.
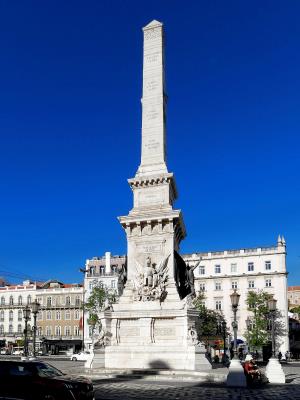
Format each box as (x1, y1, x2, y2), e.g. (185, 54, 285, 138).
(245, 290, 286, 351)
(193, 292, 226, 347)
(84, 285, 115, 331)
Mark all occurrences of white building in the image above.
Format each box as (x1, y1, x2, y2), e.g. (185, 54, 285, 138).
(83, 252, 126, 349)
(183, 235, 289, 354)
(0, 280, 37, 349)
(83, 236, 288, 353)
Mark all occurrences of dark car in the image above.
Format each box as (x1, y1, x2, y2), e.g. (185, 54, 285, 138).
(0, 360, 94, 400)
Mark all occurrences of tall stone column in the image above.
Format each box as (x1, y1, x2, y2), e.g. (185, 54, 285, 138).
(138, 20, 168, 176)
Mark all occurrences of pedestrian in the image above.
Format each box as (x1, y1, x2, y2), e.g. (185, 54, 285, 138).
(278, 351, 282, 361)
(285, 351, 289, 361)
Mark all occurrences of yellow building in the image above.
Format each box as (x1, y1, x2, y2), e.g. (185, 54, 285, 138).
(36, 280, 83, 354)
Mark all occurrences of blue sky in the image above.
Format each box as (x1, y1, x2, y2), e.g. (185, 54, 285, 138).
(0, 1, 299, 285)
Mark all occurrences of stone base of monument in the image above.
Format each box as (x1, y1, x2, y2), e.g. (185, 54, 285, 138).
(226, 358, 247, 387)
(96, 301, 212, 372)
(265, 357, 285, 384)
(104, 343, 210, 371)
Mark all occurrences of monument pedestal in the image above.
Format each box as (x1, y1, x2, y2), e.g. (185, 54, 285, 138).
(98, 303, 211, 371)
(265, 357, 285, 384)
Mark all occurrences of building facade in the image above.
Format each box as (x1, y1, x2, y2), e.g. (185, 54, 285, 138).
(0, 280, 37, 350)
(288, 286, 300, 310)
(36, 280, 83, 354)
(183, 236, 289, 353)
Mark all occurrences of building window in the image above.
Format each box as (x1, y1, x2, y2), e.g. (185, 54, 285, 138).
(215, 282, 221, 291)
(248, 262, 254, 272)
(37, 297, 42, 304)
(37, 327, 42, 336)
(89, 282, 93, 290)
(27, 295, 31, 304)
(232, 281, 238, 289)
(65, 326, 71, 336)
(215, 300, 222, 310)
(248, 280, 255, 289)
(56, 311, 61, 320)
(0, 297, 4, 306)
(265, 279, 272, 287)
(46, 326, 52, 336)
(17, 324, 22, 334)
(65, 310, 71, 320)
(9, 310, 13, 321)
(99, 281, 104, 289)
(65, 296, 71, 306)
(231, 263, 237, 273)
(0, 325, 4, 334)
(265, 261, 271, 270)
(55, 326, 61, 336)
(0, 310, 4, 322)
(46, 311, 52, 320)
(215, 265, 221, 274)
(75, 310, 80, 320)
(199, 266, 205, 275)
(18, 296, 22, 305)
(37, 311, 43, 321)
(9, 296, 14, 306)
(74, 326, 80, 336)
(199, 282, 206, 292)
(75, 296, 80, 307)
(47, 297, 52, 307)
(18, 310, 22, 321)
(111, 281, 116, 288)
(9, 324, 13, 334)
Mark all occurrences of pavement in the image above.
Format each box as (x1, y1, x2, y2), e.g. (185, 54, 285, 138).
(2, 356, 300, 399)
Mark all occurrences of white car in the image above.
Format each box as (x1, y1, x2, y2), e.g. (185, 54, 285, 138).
(70, 351, 91, 361)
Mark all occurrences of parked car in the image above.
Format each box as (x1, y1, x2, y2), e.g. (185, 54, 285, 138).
(12, 347, 24, 356)
(0, 348, 8, 355)
(0, 360, 94, 400)
(70, 351, 91, 361)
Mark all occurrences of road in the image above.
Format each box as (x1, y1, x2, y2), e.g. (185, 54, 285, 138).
(45, 359, 300, 399)
(2, 356, 300, 399)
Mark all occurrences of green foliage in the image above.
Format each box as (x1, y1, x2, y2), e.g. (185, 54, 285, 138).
(290, 306, 300, 314)
(245, 290, 272, 349)
(84, 285, 115, 328)
(193, 293, 226, 344)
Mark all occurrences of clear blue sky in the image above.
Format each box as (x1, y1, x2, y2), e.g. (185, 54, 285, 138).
(0, 1, 299, 285)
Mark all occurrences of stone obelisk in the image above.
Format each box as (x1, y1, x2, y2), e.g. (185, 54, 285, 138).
(96, 21, 211, 371)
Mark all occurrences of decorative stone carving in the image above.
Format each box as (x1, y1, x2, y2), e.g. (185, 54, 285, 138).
(133, 255, 170, 302)
(188, 326, 200, 346)
(94, 329, 112, 348)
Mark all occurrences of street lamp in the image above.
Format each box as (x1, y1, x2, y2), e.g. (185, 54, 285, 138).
(245, 316, 252, 353)
(230, 289, 240, 360)
(265, 296, 285, 383)
(226, 290, 246, 387)
(268, 296, 277, 358)
(88, 318, 97, 351)
(221, 320, 227, 364)
(23, 306, 31, 357)
(31, 299, 40, 358)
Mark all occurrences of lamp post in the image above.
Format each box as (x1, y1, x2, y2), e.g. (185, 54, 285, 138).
(268, 296, 277, 358)
(23, 306, 31, 358)
(226, 290, 246, 387)
(230, 289, 240, 360)
(265, 296, 285, 383)
(31, 299, 40, 358)
(222, 320, 227, 364)
(245, 316, 251, 354)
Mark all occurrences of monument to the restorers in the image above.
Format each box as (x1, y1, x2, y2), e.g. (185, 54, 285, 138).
(93, 20, 211, 371)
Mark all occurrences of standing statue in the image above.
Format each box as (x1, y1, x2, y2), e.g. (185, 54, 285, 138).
(144, 256, 153, 287)
(117, 263, 127, 295)
(186, 258, 202, 298)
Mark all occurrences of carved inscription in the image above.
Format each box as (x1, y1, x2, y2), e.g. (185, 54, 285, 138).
(144, 79, 159, 92)
(154, 327, 176, 336)
(144, 52, 160, 64)
(138, 190, 162, 206)
(144, 138, 160, 151)
(136, 241, 163, 254)
(144, 28, 161, 40)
